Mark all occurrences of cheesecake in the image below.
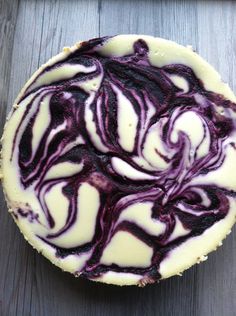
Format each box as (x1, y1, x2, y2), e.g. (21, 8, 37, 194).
(1, 35, 236, 286)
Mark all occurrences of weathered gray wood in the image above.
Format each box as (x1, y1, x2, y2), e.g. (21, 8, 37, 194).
(100, 0, 198, 48)
(196, 2, 236, 316)
(0, 2, 21, 316)
(0, 0, 18, 125)
(1, 0, 236, 315)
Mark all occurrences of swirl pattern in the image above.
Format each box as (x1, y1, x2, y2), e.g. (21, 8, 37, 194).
(2, 35, 236, 286)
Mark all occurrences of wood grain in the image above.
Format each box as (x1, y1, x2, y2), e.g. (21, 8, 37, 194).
(196, 2, 236, 315)
(0, 0, 236, 315)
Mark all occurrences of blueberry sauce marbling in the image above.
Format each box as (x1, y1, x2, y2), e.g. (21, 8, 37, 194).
(2, 35, 236, 286)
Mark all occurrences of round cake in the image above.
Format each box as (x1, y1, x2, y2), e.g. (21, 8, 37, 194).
(2, 35, 236, 286)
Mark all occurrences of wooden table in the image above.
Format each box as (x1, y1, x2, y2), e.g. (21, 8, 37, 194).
(1, 1, 236, 315)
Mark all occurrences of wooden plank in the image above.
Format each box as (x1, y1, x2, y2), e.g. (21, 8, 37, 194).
(196, 2, 236, 316)
(100, 0, 198, 47)
(0, 2, 20, 315)
(0, 0, 19, 127)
